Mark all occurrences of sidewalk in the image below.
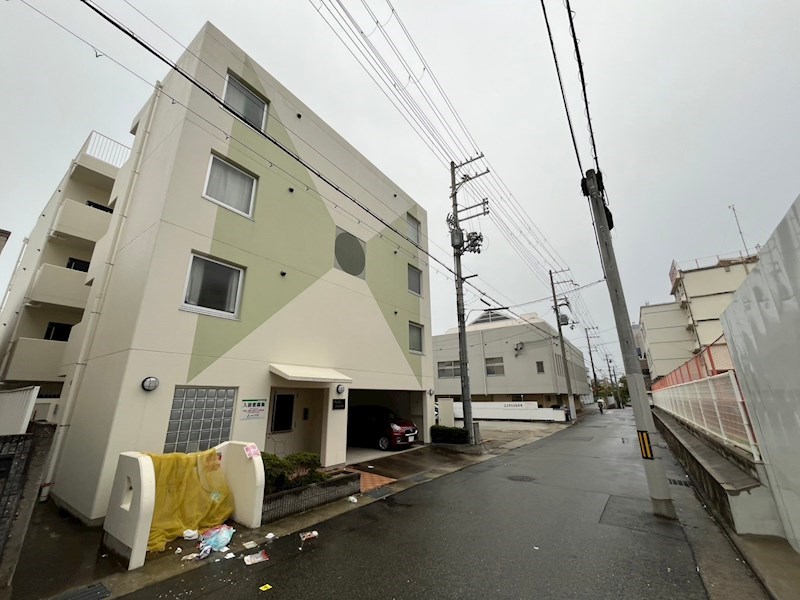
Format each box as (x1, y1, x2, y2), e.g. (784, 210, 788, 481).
(14, 411, 796, 599)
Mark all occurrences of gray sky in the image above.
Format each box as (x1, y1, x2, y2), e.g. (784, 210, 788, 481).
(2, 1, 799, 376)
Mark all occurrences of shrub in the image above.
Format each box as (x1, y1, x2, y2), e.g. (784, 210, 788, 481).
(431, 425, 470, 444)
(261, 452, 329, 494)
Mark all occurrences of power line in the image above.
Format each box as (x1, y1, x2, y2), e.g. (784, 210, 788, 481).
(23, 0, 557, 346)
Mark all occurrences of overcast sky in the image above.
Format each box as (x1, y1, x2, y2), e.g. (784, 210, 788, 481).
(2, 1, 798, 376)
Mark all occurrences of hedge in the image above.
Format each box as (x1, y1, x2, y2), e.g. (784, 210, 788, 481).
(431, 425, 470, 444)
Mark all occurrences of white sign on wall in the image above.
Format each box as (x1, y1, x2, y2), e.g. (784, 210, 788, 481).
(240, 399, 267, 420)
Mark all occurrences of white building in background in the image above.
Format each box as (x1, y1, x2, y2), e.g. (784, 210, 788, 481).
(639, 254, 758, 382)
(0, 229, 10, 258)
(0, 22, 434, 524)
(433, 311, 590, 408)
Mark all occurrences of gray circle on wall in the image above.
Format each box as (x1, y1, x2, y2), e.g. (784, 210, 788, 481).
(335, 230, 366, 277)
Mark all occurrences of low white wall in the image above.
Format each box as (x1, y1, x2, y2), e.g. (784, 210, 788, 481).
(454, 401, 566, 422)
(102, 452, 156, 570)
(216, 440, 265, 529)
(0, 386, 39, 435)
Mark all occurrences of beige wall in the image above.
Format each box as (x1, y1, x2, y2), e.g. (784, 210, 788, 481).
(433, 320, 590, 399)
(680, 264, 750, 298)
(51, 23, 434, 522)
(639, 302, 696, 379)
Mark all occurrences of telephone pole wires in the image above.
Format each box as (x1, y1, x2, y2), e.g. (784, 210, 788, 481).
(449, 156, 490, 445)
(583, 169, 676, 519)
(550, 269, 577, 423)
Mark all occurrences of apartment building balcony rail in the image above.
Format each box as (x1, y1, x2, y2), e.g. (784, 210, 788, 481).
(81, 131, 131, 168)
(52, 198, 112, 244)
(29, 264, 90, 309)
(2, 337, 66, 382)
(651, 371, 760, 462)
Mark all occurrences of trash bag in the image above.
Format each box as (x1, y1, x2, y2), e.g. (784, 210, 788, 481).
(147, 449, 234, 552)
(199, 524, 235, 552)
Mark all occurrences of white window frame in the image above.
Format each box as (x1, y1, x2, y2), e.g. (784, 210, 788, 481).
(222, 73, 268, 132)
(485, 356, 505, 376)
(437, 360, 461, 378)
(181, 253, 244, 320)
(202, 154, 257, 218)
(407, 264, 423, 296)
(407, 213, 421, 245)
(409, 321, 424, 354)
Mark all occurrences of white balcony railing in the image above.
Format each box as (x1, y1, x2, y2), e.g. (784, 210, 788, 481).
(81, 131, 131, 168)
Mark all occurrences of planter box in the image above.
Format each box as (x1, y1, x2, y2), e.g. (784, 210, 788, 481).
(262, 472, 360, 523)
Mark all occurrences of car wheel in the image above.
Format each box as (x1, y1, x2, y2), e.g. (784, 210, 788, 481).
(378, 436, 390, 451)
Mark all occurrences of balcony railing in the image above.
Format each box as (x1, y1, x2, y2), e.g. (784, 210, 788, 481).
(29, 264, 91, 309)
(81, 131, 131, 168)
(2, 338, 67, 382)
(52, 198, 112, 244)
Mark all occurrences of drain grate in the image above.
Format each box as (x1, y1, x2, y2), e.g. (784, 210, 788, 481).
(668, 477, 692, 488)
(366, 487, 393, 499)
(507, 475, 536, 482)
(54, 583, 111, 600)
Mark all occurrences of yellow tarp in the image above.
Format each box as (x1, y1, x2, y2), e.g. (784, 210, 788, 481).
(147, 449, 234, 552)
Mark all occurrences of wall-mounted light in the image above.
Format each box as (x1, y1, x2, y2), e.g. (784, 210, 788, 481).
(336, 384, 346, 395)
(141, 377, 159, 392)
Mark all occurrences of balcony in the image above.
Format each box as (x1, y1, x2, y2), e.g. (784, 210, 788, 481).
(29, 264, 91, 309)
(72, 131, 131, 190)
(2, 337, 67, 382)
(52, 199, 111, 244)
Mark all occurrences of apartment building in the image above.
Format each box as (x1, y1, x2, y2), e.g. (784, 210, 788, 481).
(433, 311, 590, 407)
(0, 22, 434, 524)
(639, 254, 757, 381)
(0, 230, 9, 258)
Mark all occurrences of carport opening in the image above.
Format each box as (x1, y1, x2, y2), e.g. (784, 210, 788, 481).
(346, 389, 425, 464)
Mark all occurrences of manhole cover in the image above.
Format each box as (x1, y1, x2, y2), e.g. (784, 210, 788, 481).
(508, 475, 535, 482)
(54, 583, 111, 600)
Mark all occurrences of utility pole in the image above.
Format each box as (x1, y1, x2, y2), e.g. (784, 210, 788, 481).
(550, 270, 577, 423)
(729, 204, 752, 274)
(449, 156, 489, 445)
(585, 326, 599, 397)
(605, 355, 619, 408)
(583, 169, 676, 519)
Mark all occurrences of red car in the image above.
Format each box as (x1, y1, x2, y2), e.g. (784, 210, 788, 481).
(347, 405, 418, 450)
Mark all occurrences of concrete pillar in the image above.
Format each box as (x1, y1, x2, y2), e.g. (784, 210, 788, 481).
(320, 384, 348, 467)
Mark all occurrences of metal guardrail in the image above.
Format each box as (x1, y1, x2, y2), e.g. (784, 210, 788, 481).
(652, 371, 760, 462)
(82, 131, 131, 168)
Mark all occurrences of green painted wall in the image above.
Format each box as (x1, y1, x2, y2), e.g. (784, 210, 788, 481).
(188, 62, 334, 380)
(188, 61, 425, 383)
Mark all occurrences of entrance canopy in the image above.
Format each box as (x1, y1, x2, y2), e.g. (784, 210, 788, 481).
(269, 363, 352, 384)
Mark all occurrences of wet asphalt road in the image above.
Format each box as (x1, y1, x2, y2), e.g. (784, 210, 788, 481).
(124, 411, 708, 599)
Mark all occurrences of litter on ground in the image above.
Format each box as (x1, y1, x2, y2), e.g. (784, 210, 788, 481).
(183, 529, 199, 540)
(224, 553, 235, 559)
(347, 496, 358, 503)
(298, 530, 319, 550)
(259, 583, 273, 591)
(265, 533, 277, 540)
(181, 553, 200, 561)
(244, 550, 270, 565)
(243, 540, 258, 549)
(200, 524, 235, 552)
(174, 547, 183, 554)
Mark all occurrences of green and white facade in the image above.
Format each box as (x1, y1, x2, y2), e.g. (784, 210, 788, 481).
(1, 23, 433, 523)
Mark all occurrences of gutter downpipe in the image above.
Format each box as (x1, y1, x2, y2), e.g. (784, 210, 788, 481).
(40, 83, 163, 502)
